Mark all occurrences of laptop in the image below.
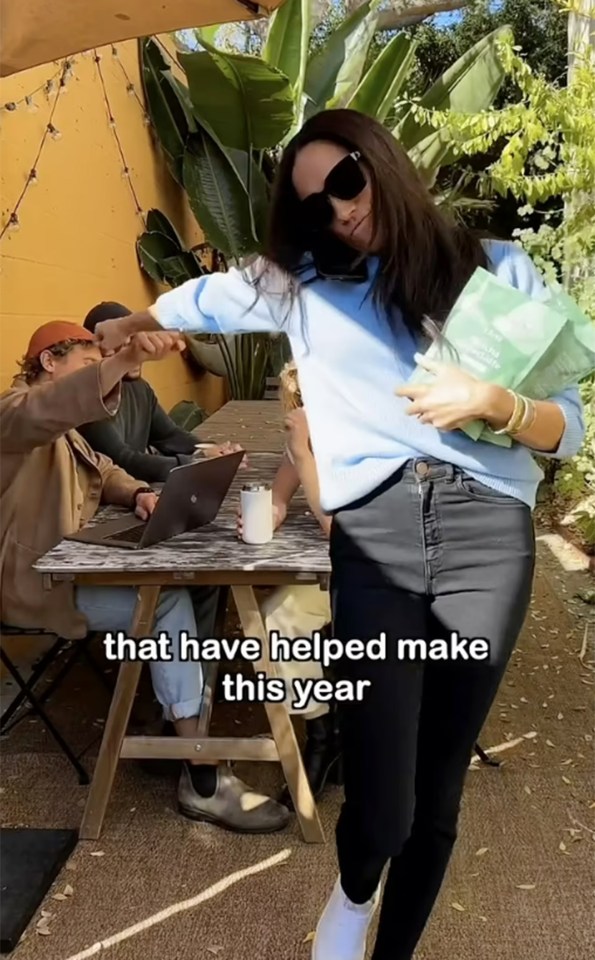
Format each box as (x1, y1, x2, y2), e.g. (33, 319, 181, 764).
(67, 451, 244, 550)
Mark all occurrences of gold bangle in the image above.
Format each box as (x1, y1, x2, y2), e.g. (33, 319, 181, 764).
(510, 396, 536, 436)
(494, 390, 526, 435)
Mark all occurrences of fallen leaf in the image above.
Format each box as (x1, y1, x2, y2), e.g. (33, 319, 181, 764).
(475, 847, 489, 857)
(40, 910, 53, 919)
(90, 851, 105, 857)
(206, 948, 224, 956)
(524, 786, 532, 795)
(523, 731, 538, 739)
(562, 776, 571, 785)
(303, 932, 315, 944)
(516, 884, 536, 890)
(52, 893, 67, 902)
(546, 740, 555, 748)
(520, 697, 529, 704)
(479, 915, 488, 922)
(64, 884, 74, 897)
(557, 712, 564, 720)
(451, 902, 465, 912)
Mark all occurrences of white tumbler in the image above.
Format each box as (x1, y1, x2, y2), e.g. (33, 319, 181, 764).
(241, 483, 273, 544)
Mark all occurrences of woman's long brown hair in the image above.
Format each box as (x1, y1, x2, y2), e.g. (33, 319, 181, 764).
(263, 108, 488, 337)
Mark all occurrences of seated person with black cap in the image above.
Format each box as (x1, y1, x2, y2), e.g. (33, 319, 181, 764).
(80, 301, 243, 482)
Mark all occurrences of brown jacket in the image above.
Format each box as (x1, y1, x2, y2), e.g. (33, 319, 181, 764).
(1, 363, 142, 638)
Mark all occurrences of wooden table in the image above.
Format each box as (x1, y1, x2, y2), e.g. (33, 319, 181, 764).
(198, 400, 286, 452)
(35, 424, 329, 844)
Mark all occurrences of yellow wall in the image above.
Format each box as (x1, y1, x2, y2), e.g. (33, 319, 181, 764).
(0, 38, 225, 413)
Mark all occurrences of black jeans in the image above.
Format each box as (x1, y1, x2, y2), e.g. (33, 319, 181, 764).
(329, 458, 535, 960)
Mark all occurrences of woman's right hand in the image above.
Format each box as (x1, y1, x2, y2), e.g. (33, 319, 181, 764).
(236, 501, 287, 539)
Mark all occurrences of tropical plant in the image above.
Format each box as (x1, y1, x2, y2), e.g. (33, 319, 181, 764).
(404, 2, 594, 547)
(137, 0, 511, 396)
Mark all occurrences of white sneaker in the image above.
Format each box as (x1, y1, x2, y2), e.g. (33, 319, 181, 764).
(312, 876, 380, 960)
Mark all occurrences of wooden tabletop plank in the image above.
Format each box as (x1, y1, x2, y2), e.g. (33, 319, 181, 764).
(197, 400, 286, 453)
(34, 454, 330, 576)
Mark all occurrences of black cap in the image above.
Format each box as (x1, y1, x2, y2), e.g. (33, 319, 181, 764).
(83, 301, 132, 334)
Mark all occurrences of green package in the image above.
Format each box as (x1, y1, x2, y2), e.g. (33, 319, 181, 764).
(409, 267, 568, 445)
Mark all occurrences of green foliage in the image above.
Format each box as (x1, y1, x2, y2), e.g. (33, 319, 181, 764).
(405, 33, 595, 313)
(554, 377, 595, 550)
(401, 0, 568, 99)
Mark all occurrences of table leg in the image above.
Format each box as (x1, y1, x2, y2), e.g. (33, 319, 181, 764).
(79, 585, 161, 840)
(231, 585, 325, 844)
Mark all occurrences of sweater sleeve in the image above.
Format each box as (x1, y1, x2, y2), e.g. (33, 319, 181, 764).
(151, 259, 290, 334)
(79, 416, 183, 483)
(488, 241, 586, 460)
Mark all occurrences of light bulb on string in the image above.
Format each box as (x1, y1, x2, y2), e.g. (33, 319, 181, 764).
(127, 83, 135, 96)
(7, 213, 20, 232)
(143, 114, 151, 127)
(28, 168, 38, 185)
(25, 95, 38, 113)
(3, 102, 17, 112)
(122, 167, 130, 179)
(47, 123, 61, 140)
(44, 79, 55, 97)
(108, 115, 116, 129)
(111, 46, 119, 59)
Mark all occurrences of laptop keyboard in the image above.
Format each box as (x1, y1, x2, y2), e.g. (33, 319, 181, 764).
(103, 525, 146, 544)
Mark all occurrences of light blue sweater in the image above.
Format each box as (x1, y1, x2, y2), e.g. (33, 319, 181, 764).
(152, 239, 585, 511)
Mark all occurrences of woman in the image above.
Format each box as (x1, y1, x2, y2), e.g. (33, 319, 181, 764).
(95, 109, 584, 960)
(238, 361, 342, 801)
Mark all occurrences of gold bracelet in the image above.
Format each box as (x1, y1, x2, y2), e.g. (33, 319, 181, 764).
(510, 396, 537, 436)
(494, 390, 526, 435)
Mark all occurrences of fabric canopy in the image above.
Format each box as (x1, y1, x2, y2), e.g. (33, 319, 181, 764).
(0, 0, 284, 77)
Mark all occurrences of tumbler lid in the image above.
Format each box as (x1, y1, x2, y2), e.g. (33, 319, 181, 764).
(242, 483, 269, 491)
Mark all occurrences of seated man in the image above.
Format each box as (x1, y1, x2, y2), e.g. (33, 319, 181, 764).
(79, 301, 243, 482)
(0, 320, 288, 834)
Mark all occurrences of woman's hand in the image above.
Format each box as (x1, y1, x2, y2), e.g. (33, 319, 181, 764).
(202, 441, 248, 469)
(284, 408, 311, 460)
(395, 354, 495, 431)
(236, 501, 287, 539)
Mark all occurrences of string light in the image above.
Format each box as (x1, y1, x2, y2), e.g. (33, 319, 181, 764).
(93, 49, 146, 225)
(0, 59, 70, 240)
(1, 49, 149, 238)
(0, 64, 65, 113)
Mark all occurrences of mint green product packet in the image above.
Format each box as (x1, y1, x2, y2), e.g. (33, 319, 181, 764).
(514, 285, 595, 400)
(409, 267, 569, 446)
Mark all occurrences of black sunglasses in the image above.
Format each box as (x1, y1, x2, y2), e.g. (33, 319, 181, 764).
(300, 151, 367, 232)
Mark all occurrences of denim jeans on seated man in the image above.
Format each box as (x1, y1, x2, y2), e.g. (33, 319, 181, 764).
(76, 584, 289, 833)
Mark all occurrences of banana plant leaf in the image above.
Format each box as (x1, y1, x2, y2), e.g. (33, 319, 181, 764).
(137, 230, 205, 286)
(262, 0, 310, 93)
(179, 43, 295, 152)
(136, 231, 181, 283)
(395, 25, 511, 183)
(146, 208, 186, 248)
(140, 39, 194, 184)
(182, 129, 256, 260)
(347, 33, 417, 122)
(304, 0, 379, 117)
(224, 146, 270, 248)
